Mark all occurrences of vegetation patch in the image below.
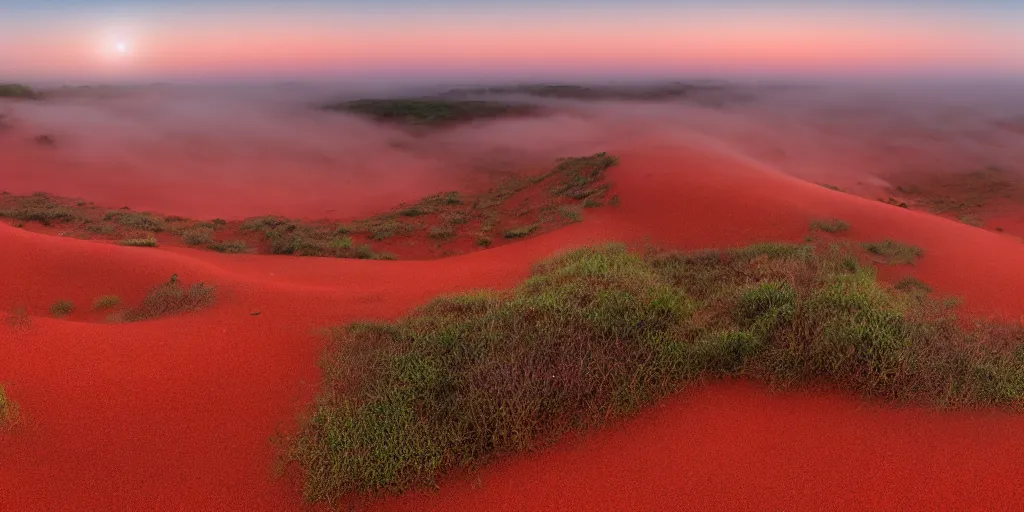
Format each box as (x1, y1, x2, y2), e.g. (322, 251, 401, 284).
(504, 223, 539, 239)
(286, 242, 1024, 503)
(810, 218, 850, 233)
(49, 300, 75, 318)
(92, 295, 122, 310)
(894, 276, 931, 296)
(327, 98, 538, 127)
(119, 236, 158, 247)
(862, 240, 924, 265)
(208, 240, 250, 254)
(179, 226, 216, 246)
(121, 276, 216, 322)
(0, 153, 618, 259)
(104, 210, 165, 232)
(0, 384, 19, 429)
(0, 193, 83, 226)
(0, 83, 39, 99)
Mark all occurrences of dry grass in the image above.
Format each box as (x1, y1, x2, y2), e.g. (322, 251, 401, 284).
(122, 276, 216, 322)
(49, 300, 75, 318)
(207, 240, 250, 254)
(286, 242, 1024, 503)
(119, 237, 158, 247)
(92, 295, 122, 310)
(863, 240, 924, 265)
(0, 384, 19, 429)
(810, 218, 850, 233)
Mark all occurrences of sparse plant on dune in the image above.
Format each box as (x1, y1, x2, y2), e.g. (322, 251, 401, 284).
(0, 152, 619, 259)
(49, 300, 75, 318)
(287, 242, 1024, 503)
(92, 295, 122, 311)
(328, 98, 537, 126)
(119, 236, 158, 247)
(810, 218, 850, 233)
(862, 239, 923, 265)
(504, 223, 539, 239)
(0, 83, 39, 99)
(2, 307, 31, 329)
(207, 240, 250, 254)
(0, 384, 20, 429)
(121, 275, 216, 322)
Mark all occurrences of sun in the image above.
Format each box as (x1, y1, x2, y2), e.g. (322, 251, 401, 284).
(115, 41, 130, 55)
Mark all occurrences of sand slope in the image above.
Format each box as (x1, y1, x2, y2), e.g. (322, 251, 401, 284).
(2, 142, 1024, 510)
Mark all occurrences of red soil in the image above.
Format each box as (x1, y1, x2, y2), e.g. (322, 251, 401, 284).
(3, 141, 1024, 510)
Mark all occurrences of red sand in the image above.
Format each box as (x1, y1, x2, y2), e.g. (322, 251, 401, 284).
(3, 141, 1024, 510)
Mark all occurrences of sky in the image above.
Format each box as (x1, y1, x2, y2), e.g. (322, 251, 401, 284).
(1, 0, 1023, 83)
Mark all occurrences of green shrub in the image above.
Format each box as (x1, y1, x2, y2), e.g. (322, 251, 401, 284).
(863, 240, 923, 265)
(287, 242, 1024, 503)
(810, 218, 850, 233)
(504, 224, 539, 239)
(119, 237, 158, 247)
(180, 227, 215, 246)
(476, 236, 493, 248)
(0, 193, 82, 226)
(92, 295, 121, 310)
(207, 240, 250, 254)
(122, 276, 216, 322)
(429, 225, 456, 240)
(0, 384, 19, 429)
(50, 300, 75, 317)
(559, 206, 584, 222)
(0, 83, 38, 99)
(104, 211, 165, 232)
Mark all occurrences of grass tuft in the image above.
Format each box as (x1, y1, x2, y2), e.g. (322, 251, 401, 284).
(0, 384, 19, 429)
(287, 241, 1024, 503)
(810, 218, 850, 233)
(559, 206, 584, 223)
(50, 300, 75, 317)
(122, 276, 216, 322)
(119, 236, 158, 247)
(504, 223, 539, 239)
(207, 240, 250, 254)
(104, 210, 165, 232)
(0, 83, 39, 99)
(862, 240, 923, 265)
(331, 99, 536, 126)
(92, 295, 122, 310)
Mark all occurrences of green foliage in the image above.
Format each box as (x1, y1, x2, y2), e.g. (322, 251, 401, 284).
(49, 299, 75, 318)
(559, 206, 584, 223)
(0, 193, 82, 226)
(288, 242, 1024, 503)
(179, 226, 215, 246)
(428, 225, 456, 240)
(92, 295, 122, 310)
(863, 240, 924, 265)
(122, 276, 216, 322)
(0, 83, 39, 99)
(104, 210, 165, 232)
(119, 237, 158, 247)
(894, 276, 931, 296)
(504, 224, 539, 239)
(810, 218, 850, 233)
(207, 240, 250, 254)
(0, 384, 19, 429)
(331, 99, 536, 126)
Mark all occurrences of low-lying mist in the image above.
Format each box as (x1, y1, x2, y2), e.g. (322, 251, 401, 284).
(1, 80, 1022, 220)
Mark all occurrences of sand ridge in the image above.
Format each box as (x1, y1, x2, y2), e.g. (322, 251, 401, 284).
(2, 141, 1024, 510)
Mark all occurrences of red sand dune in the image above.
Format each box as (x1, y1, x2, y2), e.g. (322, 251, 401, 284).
(3, 141, 1024, 510)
